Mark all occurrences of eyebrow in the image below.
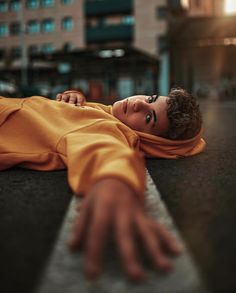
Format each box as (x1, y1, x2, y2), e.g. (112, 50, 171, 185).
(153, 95, 158, 102)
(152, 95, 158, 126)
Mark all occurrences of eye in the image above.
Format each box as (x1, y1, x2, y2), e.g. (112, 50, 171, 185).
(146, 113, 152, 124)
(147, 96, 154, 103)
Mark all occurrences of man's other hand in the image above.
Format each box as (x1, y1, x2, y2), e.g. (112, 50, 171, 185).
(56, 90, 86, 106)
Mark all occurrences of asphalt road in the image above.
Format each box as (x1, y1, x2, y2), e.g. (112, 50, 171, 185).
(0, 99, 236, 293)
(147, 99, 236, 292)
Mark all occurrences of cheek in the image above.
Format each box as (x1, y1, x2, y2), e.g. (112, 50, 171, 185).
(125, 115, 145, 131)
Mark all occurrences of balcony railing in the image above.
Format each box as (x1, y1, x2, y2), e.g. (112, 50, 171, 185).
(85, 0, 133, 16)
(86, 24, 133, 43)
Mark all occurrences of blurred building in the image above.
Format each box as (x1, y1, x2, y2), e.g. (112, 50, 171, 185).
(170, 0, 236, 99)
(1, 0, 235, 100)
(0, 0, 185, 100)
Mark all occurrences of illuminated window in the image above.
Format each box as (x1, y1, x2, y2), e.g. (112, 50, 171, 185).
(41, 0, 54, 8)
(0, 23, 8, 37)
(62, 17, 73, 31)
(10, 0, 21, 11)
(41, 43, 55, 54)
(26, 0, 40, 9)
(28, 20, 41, 34)
(61, 0, 73, 5)
(0, 1, 8, 12)
(122, 16, 134, 25)
(42, 19, 55, 33)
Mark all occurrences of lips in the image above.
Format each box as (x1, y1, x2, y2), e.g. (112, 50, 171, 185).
(123, 99, 128, 114)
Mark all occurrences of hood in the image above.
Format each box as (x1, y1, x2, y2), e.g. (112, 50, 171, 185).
(135, 128, 206, 159)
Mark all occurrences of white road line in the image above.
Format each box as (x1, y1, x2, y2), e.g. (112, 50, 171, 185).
(35, 170, 207, 293)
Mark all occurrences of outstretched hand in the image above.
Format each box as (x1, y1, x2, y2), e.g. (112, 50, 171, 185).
(56, 90, 86, 106)
(68, 178, 182, 281)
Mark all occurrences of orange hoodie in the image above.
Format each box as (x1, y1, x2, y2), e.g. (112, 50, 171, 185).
(0, 96, 205, 202)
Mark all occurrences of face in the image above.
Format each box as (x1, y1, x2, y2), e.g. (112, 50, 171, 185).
(112, 95, 169, 136)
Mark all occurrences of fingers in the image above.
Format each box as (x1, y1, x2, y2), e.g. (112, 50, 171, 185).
(115, 209, 146, 282)
(55, 92, 82, 105)
(84, 201, 112, 280)
(135, 214, 172, 272)
(149, 220, 183, 256)
(68, 197, 92, 250)
(56, 93, 62, 101)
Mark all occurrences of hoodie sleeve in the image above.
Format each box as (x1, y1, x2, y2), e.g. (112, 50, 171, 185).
(57, 129, 146, 203)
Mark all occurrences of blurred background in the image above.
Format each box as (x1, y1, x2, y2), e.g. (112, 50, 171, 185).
(1, 2, 236, 293)
(0, 0, 236, 102)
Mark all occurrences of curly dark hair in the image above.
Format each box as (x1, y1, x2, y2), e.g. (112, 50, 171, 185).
(165, 88, 202, 140)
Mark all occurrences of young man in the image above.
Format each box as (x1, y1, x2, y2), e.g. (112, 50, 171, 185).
(0, 88, 205, 281)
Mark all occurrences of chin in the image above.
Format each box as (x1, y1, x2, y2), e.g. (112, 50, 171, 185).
(112, 101, 121, 118)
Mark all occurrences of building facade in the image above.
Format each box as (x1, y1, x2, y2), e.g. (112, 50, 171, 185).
(0, 0, 183, 99)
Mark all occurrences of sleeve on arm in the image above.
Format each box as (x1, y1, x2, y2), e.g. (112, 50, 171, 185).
(60, 131, 146, 203)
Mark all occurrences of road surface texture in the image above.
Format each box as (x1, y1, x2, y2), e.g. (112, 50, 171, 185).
(0, 99, 236, 293)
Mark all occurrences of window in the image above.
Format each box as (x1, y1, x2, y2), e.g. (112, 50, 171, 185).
(42, 19, 55, 33)
(41, 43, 55, 54)
(61, 0, 73, 5)
(122, 16, 134, 25)
(10, 22, 21, 35)
(28, 45, 39, 55)
(27, 20, 40, 34)
(61, 17, 73, 31)
(10, 0, 21, 11)
(26, 0, 40, 9)
(0, 1, 8, 12)
(158, 35, 168, 52)
(11, 46, 21, 58)
(0, 23, 8, 37)
(41, 0, 54, 8)
(63, 42, 73, 52)
(156, 6, 168, 19)
(0, 47, 5, 59)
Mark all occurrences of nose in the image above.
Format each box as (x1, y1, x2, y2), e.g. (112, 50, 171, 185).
(133, 99, 146, 112)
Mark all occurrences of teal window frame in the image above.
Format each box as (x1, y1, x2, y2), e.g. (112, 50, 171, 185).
(121, 15, 134, 25)
(42, 19, 55, 33)
(0, 23, 8, 37)
(61, 17, 73, 31)
(26, 0, 40, 10)
(41, 0, 54, 8)
(28, 20, 41, 34)
(10, 0, 21, 11)
(41, 43, 55, 54)
(0, 1, 8, 12)
(61, 0, 73, 5)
